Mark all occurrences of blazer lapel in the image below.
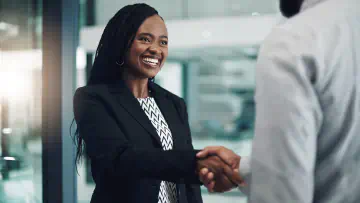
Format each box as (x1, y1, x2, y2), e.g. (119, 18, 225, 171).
(150, 82, 183, 150)
(108, 81, 161, 146)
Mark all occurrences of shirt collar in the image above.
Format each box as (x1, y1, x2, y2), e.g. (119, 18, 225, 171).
(301, 0, 328, 11)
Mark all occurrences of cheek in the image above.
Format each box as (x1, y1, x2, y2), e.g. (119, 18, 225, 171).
(162, 50, 169, 61)
(129, 45, 144, 60)
(128, 49, 141, 66)
(131, 48, 141, 59)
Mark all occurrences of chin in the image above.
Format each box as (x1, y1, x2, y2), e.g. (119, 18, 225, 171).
(142, 69, 160, 80)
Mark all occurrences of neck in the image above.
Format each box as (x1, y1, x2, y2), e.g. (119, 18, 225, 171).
(122, 72, 150, 98)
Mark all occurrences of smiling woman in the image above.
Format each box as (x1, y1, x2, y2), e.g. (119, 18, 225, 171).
(123, 15, 168, 85)
(72, 3, 240, 203)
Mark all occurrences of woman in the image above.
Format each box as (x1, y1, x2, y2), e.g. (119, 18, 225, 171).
(72, 3, 239, 203)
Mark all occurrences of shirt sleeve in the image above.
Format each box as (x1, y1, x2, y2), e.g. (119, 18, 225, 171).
(249, 28, 323, 203)
(238, 156, 251, 195)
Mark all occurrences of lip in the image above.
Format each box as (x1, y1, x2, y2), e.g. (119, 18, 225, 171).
(141, 55, 162, 68)
(142, 55, 162, 61)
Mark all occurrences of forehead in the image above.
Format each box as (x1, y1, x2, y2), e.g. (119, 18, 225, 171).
(136, 15, 168, 35)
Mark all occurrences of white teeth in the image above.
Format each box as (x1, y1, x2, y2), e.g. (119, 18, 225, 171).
(143, 57, 159, 64)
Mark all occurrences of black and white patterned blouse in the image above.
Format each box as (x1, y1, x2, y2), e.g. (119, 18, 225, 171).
(137, 97, 178, 203)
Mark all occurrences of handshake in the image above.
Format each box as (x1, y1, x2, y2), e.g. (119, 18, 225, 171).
(195, 146, 246, 193)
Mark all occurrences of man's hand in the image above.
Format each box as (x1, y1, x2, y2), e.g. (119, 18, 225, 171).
(197, 146, 245, 192)
(197, 146, 240, 169)
(196, 155, 241, 193)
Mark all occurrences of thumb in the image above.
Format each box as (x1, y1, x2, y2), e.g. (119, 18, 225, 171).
(196, 149, 209, 158)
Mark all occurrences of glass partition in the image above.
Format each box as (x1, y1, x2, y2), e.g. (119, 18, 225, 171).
(0, 0, 43, 201)
(184, 56, 256, 203)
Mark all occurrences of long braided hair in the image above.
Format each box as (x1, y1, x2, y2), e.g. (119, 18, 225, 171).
(71, 3, 160, 165)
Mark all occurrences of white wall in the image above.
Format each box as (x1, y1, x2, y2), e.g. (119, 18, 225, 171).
(96, 0, 183, 24)
(156, 62, 183, 97)
(80, 14, 280, 53)
(95, 0, 279, 24)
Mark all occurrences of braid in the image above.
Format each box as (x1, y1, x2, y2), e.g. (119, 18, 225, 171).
(95, 5, 133, 61)
(72, 4, 160, 165)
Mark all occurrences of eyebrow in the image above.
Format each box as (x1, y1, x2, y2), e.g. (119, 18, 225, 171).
(139, 32, 168, 39)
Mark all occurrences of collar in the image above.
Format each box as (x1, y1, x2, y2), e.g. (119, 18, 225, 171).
(301, 0, 328, 11)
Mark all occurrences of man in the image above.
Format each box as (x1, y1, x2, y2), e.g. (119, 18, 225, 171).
(197, 0, 360, 202)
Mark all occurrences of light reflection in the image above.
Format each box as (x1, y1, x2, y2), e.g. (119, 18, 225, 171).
(3, 156, 16, 161)
(2, 128, 12, 134)
(0, 70, 31, 101)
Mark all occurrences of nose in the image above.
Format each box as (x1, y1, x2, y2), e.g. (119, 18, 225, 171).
(148, 45, 162, 55)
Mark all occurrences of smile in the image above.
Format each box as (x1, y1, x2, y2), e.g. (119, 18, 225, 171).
(142, 57, 160, 67)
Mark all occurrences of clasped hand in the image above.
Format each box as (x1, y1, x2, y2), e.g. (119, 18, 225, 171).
(195, 146, 246, 193)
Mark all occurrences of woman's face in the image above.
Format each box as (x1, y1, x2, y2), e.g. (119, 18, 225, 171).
(124, 15, 168, 80)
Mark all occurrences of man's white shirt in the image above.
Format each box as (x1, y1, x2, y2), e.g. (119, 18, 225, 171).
(238, 0, 360, 202)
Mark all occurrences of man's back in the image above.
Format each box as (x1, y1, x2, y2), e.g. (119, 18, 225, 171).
(251, 0, 360, 202)
(302, 0, 360, 202)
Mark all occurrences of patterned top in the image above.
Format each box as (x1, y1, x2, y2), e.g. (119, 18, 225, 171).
(137, 97, 178, 203)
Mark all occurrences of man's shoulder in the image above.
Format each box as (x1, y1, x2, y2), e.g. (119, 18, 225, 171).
(262, 0, 358, 61)
(275, 0, 354, 38)
(260, 2, 337, 56)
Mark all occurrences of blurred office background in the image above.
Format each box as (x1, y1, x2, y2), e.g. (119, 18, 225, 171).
(0, 0, 281, 202)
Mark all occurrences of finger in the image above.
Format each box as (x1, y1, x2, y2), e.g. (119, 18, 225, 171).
(207, 181, 215, 193)
(199, 168, 209, 184)
(202, 169, 215, 186)
(196, 149, 209, 158)
(197, 146, 222, 157)
(202, 146, 221, 154)
(202, 146, 239, 169)
(203, 171, 214, 185)
(207, 172, 214, 180)
(218, 151, 240, 169)
(200, 168, 209, 176)
(213, 174, 234, 193)
(223, 165, 244, 186)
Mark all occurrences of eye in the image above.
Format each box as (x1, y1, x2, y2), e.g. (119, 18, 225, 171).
(139, 37, 150, 42)
(161, 40, 168, 45)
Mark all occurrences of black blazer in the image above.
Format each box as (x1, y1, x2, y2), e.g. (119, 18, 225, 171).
(73, 80, 203, 203)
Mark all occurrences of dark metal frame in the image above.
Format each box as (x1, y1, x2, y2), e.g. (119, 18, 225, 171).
(42, 0, 79, 202)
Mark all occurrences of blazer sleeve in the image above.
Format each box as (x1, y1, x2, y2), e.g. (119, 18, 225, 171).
(73, 88, 200, 185)
(178, 98, 203, 203)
